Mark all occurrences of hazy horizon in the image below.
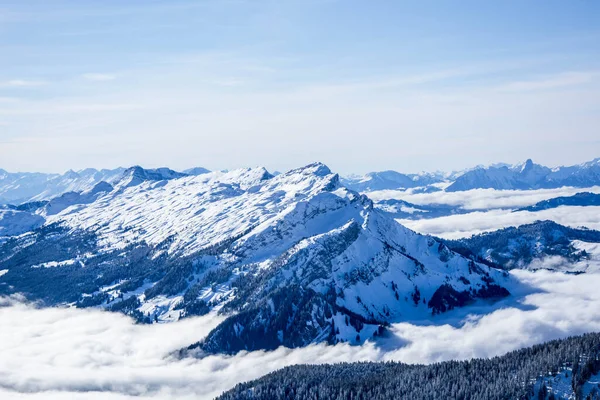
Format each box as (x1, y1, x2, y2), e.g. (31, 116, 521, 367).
(1, 155, 599, 177)
(1, 1, 599, 174)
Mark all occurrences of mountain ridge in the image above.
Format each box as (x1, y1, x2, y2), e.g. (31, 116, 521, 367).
(0, 162, 510, 355)
(3, 158, 600, 205)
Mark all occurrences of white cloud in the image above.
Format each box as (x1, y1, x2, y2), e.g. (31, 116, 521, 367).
(497, 71, 598, 92)
(1, 56, 600, 174)
(384, 270, 600, 362)
(368, 186, 600, 210)
(0, 79, 46, 87)
(398, 206, 600, 239)
(2, 270, 600, 399)
(82, 73, 117, 81)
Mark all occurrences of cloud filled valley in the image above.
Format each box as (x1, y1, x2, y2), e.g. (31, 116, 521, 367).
(399, 206, 600, 239)
(366, 186, 600, 239)
(3, 269, 600, 399)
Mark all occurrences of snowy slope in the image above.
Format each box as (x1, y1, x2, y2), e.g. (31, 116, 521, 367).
(0, 163, 510, 354)
(0, 165, 211, 205)
(113, 166, 189, 190)
(0, 166, 211, 236)
(0, 168, 125, 204)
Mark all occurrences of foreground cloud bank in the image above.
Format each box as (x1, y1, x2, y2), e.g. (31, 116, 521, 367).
(2, 270, 600, 400)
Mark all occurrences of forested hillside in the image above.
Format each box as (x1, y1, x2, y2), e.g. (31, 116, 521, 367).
(218, 333, 600, 400)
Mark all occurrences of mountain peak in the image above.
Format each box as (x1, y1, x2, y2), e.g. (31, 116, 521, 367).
(291, 162, 332, 177)
(183, 167, 211, 176)
(522, 158, 536, 172)
(83, 181, 114, 196)
(115, 166, 187, 189)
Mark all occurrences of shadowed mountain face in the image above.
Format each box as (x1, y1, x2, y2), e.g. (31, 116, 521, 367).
(444, 220, 600, 270)
(0, 163, 509, 355)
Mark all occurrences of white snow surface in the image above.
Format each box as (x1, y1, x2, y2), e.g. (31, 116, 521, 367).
(0, 168, 125, 204)
(32, 162, 509, 328)
(48, 163, 334, 255)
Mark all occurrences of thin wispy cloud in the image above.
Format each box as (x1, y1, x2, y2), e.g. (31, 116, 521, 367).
(0, 79, 46, 88)
(0, 1, 599, 173)
(497, 71, 599, 92)
(82, 73, 117, 82)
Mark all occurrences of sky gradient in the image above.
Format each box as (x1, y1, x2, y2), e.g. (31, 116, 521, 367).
(1, 0, 599, 174)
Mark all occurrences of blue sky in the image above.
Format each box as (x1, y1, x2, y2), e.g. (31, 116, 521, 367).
(1, 0, 599, 174)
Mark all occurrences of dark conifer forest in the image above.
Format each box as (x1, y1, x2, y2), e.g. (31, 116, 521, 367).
(218, 333, 600, 400)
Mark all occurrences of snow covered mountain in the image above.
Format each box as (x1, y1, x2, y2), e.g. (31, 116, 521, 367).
(183, 167, 211, 176)
(4, 158, 599, 207)
(341, 171, 445, 192)
(446, 158, 600, 191)
(444, 221, 600, 272)
(0, 163, 509, 354)
(0, 166, 211, 240)
(374, 198, 465, 220)
(0, 165, 211, 205)
(0, 167, 125, 205)
(113, 166, 188, 190)
(341, 158, 600, 193)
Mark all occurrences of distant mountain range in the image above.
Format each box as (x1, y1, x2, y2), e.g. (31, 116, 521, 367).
(446, 158, 600, 192)
(2, 158, 599, 206)
(373, 198, 468, 220)
(0, 165, 210, 205)
(342, 158, 600, 192)
(340, 170, 446, 192)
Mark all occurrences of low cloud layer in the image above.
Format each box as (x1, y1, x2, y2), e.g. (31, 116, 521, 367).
(369, 186, 600, 211)
(2, 270, 600, 399)
(399, 206, 600, 239)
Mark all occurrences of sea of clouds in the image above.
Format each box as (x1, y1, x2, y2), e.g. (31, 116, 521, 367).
(368, 186, 600, 210)
(399, 206, 600, 239)
(2, 270, 600, 400)
(365, 186, 600, 239)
